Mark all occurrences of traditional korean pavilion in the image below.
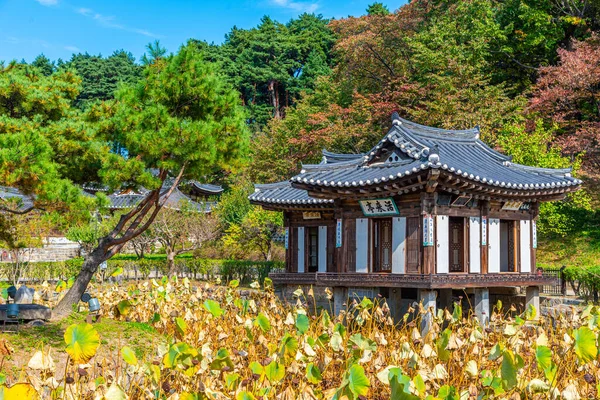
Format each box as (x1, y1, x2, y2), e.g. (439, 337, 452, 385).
(250, 112, 582, 321)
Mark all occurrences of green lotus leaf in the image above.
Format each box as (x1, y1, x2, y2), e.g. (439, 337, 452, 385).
(279, 333, 298, 361)
(535, 345, 552, 371)
(265, 360, 285, 383)
(203, 299, 224, 318)
(236, 392, 257, 400)
(306, 362, 322, 384)
(348, 364, 370, 397)
(116, 300, 132, 316)
(295, 313, 309, 335)
(254, 313, 271, 332)
(225, 373, 241, 390)
(574, 326, 597, 364)
(121, 346, 138, 365)
(210, 348, 234, 371)
(175, 317, 187, 337)
(64, 323, 100, 363)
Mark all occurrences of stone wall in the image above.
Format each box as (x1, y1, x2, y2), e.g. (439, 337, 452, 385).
(0, 237, 80, 263)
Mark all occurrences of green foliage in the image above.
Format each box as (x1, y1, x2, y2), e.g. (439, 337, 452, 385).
(214, 183, 253, 230)
(222, 206, 283, 261)
(31, 54, 55, 76)
(0, 63, 94, 208)
(499, 119, 591, 237)
(366, 2, 390, 16)
(194, 13, 335, 127)
(63, 50, 142, 109)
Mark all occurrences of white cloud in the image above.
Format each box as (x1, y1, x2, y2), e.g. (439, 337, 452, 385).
(271, 0, 318, 13)
(76, 8, 92, 16)
(64, 45, 80, 52)
(75, 7, 160, 38)
(35, 0, 58, 6)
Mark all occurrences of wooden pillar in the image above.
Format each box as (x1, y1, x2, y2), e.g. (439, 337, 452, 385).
(334, 204, 344, 273)
(343, 215, 357, 273)
(480, 201, 489, 274)
(421, 193, 436, 275)
(531, 203, 539, 271)
(284, 212, 292, 273)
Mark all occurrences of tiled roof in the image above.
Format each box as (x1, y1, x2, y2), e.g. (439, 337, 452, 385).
(291, 113, 581, 192)
(189, 181, 224, 195)
(249, 181, 334, 207)
(0, 186, 35, 212)
(108, 187, 212, 212)
(251, 113, 582, 208)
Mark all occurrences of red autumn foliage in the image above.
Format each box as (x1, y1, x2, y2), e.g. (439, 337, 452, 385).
(530, 35, 600, 171)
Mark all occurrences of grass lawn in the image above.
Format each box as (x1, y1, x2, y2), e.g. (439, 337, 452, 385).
(0, 311, 168, 382)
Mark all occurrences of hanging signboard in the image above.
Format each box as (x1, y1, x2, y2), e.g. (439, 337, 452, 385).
(359, 198, 399, 217)
(481, 216, 487, 246)
(284, 227, 289, 249)
(423, 214, 434, 246)
(502, 201, 523, 211)
(336, 219, 342, 248)
(302, 211, 321, 220)
(532, 220, 537, 249)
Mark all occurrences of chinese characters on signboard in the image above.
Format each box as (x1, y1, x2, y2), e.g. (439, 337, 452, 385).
(284, 228, 289, 250)
(532, 220, 537, 249)
(423, 214, 434, 246)
(336, 219, 342, 248)
(481, 216, 487, 246)
(302, 211, 321, 220)
(358, 198, 399, 217)
(502, 201, 522, 211)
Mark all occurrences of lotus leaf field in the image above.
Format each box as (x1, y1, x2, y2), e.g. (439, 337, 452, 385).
(1, 278, 600, 399)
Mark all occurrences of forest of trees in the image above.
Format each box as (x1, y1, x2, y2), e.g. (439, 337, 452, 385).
(5, 0, 600, 239)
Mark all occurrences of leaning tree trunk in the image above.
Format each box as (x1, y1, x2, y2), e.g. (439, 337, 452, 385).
(51, 166, 185, 321)
(52, 245, 107, 320)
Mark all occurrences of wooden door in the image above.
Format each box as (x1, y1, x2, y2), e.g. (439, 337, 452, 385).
(373, 218, 392, 272)
(345, 219, 356, 272)
(306, 227, 319, 272)
(406, 217, 420, 273)
(449, 217, 465, 272)
(288, 227, 297, 272)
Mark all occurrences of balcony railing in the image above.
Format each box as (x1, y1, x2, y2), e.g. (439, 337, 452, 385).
(269, 272, 557, 289)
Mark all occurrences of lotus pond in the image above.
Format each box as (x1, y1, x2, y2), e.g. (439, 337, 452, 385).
(0, 277, 598, 399)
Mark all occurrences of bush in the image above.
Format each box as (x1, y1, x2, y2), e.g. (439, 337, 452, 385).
(7, 257, 284, 284)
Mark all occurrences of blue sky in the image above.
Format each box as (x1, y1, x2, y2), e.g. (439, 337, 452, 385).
(0, 0, 404, 63)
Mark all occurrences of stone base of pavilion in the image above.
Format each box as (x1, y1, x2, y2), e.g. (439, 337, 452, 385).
(272, 272, 554, 326)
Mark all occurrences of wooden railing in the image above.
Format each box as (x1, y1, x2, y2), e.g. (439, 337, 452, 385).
(269, 272, 557, 289)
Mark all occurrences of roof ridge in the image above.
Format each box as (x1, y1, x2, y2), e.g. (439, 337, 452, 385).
(508, 162, 573, 176)
(254, 181, 294, 190)
(395, 115, 480, 137)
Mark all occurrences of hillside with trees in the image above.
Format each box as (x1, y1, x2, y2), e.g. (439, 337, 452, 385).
(3, 0, 600, 272)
